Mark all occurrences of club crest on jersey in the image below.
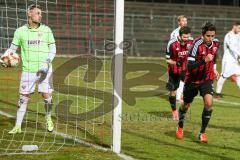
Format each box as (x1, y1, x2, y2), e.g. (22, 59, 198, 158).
(28, 40, 41, 46)
(21, 85, 26, 90)
(187, 44, 192, 50)
(38, 32, 43, 37)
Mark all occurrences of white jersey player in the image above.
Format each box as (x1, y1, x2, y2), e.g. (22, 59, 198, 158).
(170, 15, 188, 40)
(215, 22, 240, 98)
(168, 15, 188, 102)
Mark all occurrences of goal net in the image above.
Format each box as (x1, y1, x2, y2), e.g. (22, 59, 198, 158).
(0, 0, 122, 155)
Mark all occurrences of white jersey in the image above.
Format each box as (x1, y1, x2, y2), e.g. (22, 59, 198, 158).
(166, 27, 180, 57)
(170, 27, 180, 40)
(223, 31, 240, 63)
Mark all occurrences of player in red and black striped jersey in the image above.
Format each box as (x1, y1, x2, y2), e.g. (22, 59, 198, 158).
(168, 15, 189, 104)
(166, 26, 193, 121)
(176, 22, 220, 142)
(185, 38, 219, 84)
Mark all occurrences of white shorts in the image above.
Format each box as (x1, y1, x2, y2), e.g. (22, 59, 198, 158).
(19, 68, 53, 94)
(221, 61, 240, 78)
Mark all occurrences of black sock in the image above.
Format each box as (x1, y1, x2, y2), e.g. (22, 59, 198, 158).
(169, 96, 176, 111)
(178, 106, 187, 128)
(200, 107, 213, 133)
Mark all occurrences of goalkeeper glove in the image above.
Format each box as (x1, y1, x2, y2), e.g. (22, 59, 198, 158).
(37, 61, 50, 83)
(1, 52, 9, 67)
(0, 58, 8, 67)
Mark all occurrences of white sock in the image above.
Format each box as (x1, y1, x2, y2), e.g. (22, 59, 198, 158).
(44, 96, 53, 118)
(176, 81, 184, 101)
(216, 76, 226, 94)
(236, 76, 240, 88)
(16, 95, 29, 127)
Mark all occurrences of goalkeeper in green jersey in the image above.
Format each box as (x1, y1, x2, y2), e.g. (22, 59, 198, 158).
(2, 4, 56, 134)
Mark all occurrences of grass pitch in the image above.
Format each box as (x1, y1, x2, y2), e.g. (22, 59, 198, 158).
(0, 57, 239, 160)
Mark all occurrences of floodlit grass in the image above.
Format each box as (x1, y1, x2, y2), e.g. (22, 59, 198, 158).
(0, 57, 239, 160)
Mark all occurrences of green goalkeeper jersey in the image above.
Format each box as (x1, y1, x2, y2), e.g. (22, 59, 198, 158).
(12, 24, 55, 72)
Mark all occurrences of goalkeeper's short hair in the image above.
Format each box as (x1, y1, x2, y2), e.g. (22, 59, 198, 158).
(177, 15, 187, 22)
(27, 4, 42, 11)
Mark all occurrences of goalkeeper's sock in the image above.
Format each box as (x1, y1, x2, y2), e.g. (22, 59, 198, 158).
(216, 75, 226, 94)
(178, 106, 187, 128)
(169, 96, 176, 111)
(200, 107, 213, 133)
(16, 95, 29, 127)
(44, 96, 53, 118)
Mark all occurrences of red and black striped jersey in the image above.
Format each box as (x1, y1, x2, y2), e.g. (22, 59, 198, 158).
(185, 37, 220, 84)
(166, 38, 193, 74)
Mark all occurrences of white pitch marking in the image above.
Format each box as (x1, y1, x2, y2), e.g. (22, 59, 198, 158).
(0, 110, 136, 160)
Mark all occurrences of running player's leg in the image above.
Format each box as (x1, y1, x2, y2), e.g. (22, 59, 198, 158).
(215, 61, 229, 98)
(166, 73, 180, 120)
(176, 83, 197, 139)
(176, 72, 186, 102)
(176, 80, 184, 102)
(234, 64, 240, 88)
(199, 80, 214, 142)
(216, 75, 227, 98)
(236, 75, 240, 88)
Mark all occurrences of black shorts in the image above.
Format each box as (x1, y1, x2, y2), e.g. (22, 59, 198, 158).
(166, 72, 185, 91)
(183, 80, 214, 103)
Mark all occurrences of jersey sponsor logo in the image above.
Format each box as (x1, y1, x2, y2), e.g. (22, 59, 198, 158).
(178, 51, 188, 57)
(28, 40, 41, 46)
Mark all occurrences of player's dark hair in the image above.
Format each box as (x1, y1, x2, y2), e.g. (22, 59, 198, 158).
(179, 26, 191, 36)
(201, 22, 216, 35)
(28, 4, 42, 11)
(233, 22, 240, 26)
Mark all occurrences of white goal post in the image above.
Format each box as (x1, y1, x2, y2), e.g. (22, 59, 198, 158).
(112, 0, 125, 154)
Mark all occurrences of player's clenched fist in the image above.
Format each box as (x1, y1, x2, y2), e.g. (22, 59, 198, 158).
(204, 54, 213, 63)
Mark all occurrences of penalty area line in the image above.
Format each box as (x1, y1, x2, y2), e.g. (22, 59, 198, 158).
(53, 131, 135, 160)
(0, 110, 15, 118)
(196, 96, 240, 106)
